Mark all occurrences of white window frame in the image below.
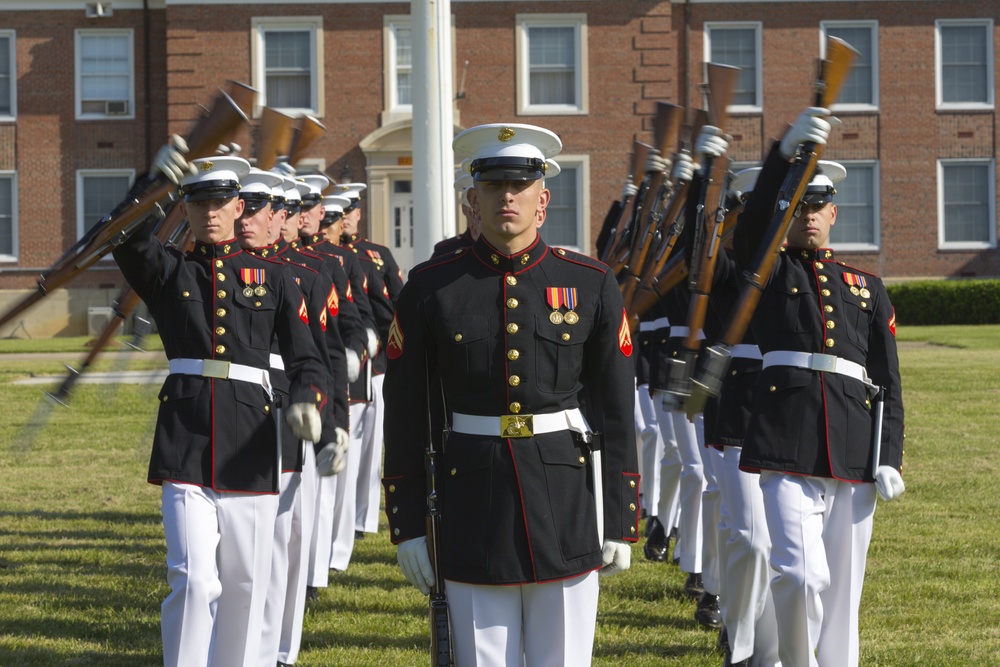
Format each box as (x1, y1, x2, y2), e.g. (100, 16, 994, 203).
(0, 31, 16, 121)
(250, 16, 324, 118)
(937, 158, 996, 250)
(515, 13, 589, 116)
(704, 22, 762, 114)
(541, 154, 589, 254)
(828, 160, 880, 253)
(383, 16, 412, 122)
(74, 29, 134, 121)
(821, 20, 879, 112)
(935, 19, 994, 111)
(0, 171, 18, 262)
(76, 169, 135, 242)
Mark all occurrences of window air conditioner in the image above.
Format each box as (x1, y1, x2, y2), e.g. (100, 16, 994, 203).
(105, 100, 128, 115)
(87, 306, 115, 336)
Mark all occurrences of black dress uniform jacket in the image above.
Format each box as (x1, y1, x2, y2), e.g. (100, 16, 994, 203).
(734, 145, 904, 481)
(344, 234, 405, 304)
(113, 218, 329, 493)
(382, 234, 640, 585)
(431, 229, 474, 259)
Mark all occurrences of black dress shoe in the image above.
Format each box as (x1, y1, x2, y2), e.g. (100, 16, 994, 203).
(716, 626, 729, 654)
(643, 517, 669, 562)
(306, 586, 319, 601)
(683, 572, 705, 598)
(355, 530, 365, 540)
(723, 646, 752, 667)
(694, 591, 722, 629)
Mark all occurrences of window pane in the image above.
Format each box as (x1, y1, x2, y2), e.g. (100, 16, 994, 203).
(0, 37, 9, 115)
(396, 26, 412, 106)
(709, 28, 757, 106)
(941, 26, 988, 103)
(943, 164, 990, 242)
(543, 167, 578, 246)
(80, 34, 130, 103)
(827, 27, 873, 105)
(82, 175, 130, 235)
(830, 165, 875, 245)
(265, 31, 312, 108)
(0, 177, 12, 256)
(528, 26, 576, 106)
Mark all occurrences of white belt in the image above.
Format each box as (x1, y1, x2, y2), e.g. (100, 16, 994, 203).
(269, 353, 285, 371)
(169, 358, 272, 396)
(762, 351, 875, 393)
(731, 344, 762, 361)
(669, 326, 705, 340)
(452, 408, 590, 439)
(648, 317, 671, 331)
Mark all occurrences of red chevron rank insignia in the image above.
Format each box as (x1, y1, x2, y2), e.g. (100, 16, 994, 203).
(618, 308, 633, 357)
(298, 296, 309, 325)
(889, 306, 896, 337)
(386, 313, 404, 360)
(319, 307, 327, 331)
(327, 284, 339, 316)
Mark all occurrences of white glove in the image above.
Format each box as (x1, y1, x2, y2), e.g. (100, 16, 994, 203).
(670, 151, 695, 184)
(397, 536, 436, 595)
(875, 466, 905, 501)
(215, 142, 241, 157)
(345, 348, 361, 382)
(600, 539, 631, 577)
(285, 402, 321, 443)
(273, 160, 296, 178)
(694, 125, 729, 164)
(780, 107, 832, 158)
(316, 427, 349, 476)
(365, 328, 379, 359)
(151, 135, 193, 184)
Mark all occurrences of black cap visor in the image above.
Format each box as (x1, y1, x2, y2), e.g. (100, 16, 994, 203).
(239, 193, 272, 214)
(800, 186, 836, 206)
(181, 179, 241, 203)
(471, 157, 546, 182)
(320, 211, 343, 227)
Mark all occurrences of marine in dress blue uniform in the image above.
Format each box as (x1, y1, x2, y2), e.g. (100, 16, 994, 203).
(383, 124, 639, 666)
(113, 155, 327, 667)
(734, 108, 906, 667)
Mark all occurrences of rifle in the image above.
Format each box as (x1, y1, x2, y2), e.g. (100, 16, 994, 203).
(612, 103, 685, 278)
(598, 142, 652, 265)
(47, 210, 190, 405)
(0, 82, 256, 331)
(685, 36, 859, 416)
(663, 63, 741, 400)
(596, 141, 650, 260)
(288, 115, 326, 167)
(424, 361, 454, 666)
(255, 107, 295, 171)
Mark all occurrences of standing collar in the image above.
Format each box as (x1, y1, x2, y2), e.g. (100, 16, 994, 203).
(191, 238, 241, 260)
(471, 234, 547, 274)
(782, 245, 836, 262)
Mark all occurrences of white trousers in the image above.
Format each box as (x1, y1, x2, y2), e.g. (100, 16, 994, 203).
(760, 472, 876, 667)
(308, 459, 337, 588)
(355, 373, 385, 533)
(329, 401, 366, 571)
(445, 571, 600, 667)
(716, 448, 778, 665)
(278, 446, 317, 665)
(636, 384, 663, 515)
(259, 470, 300, 667)
(670, 409, 705, 574)
(652, 391, 681, 535)
(699, 439, 722, 596)
(160, 482, 278, 667)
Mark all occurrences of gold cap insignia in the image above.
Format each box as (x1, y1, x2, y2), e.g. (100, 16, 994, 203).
(200, 161, 214, 171)
(498, 127, 515, 142)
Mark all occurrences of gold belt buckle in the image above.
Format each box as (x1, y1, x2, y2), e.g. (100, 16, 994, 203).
(501, 414, 534, 438)
(201, 359, 231, 379)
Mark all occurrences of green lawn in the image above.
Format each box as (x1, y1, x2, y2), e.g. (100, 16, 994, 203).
(0, 325, 998, 665)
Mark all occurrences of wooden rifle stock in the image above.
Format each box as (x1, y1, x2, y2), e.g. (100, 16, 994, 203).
(288, 115, 326, 166)
(685, 37, 859, 414)
(665, 64, 741, 398)
(618, 104, 685, 274)
(255, 108, 295, 171)
(627, 252, 688, 332)
(599, 142, 651, 264)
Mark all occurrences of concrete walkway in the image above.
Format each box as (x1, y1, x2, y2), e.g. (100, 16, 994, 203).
(6, 350, 168, 386)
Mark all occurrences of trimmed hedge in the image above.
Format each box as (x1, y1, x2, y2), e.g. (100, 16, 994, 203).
(886, 279, 1000, 325)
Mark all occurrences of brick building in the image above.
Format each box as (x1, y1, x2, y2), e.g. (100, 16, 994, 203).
(0, 0, 997, 335)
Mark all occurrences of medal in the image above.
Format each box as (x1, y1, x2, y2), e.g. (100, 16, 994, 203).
(860, 288, 870, 298)
(243, 287, 254, 298)
(549, 311, 564, 325)
(564, 310, 579, 325)
(255, 286, 267, 297)
(849, 286, 860, 296)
